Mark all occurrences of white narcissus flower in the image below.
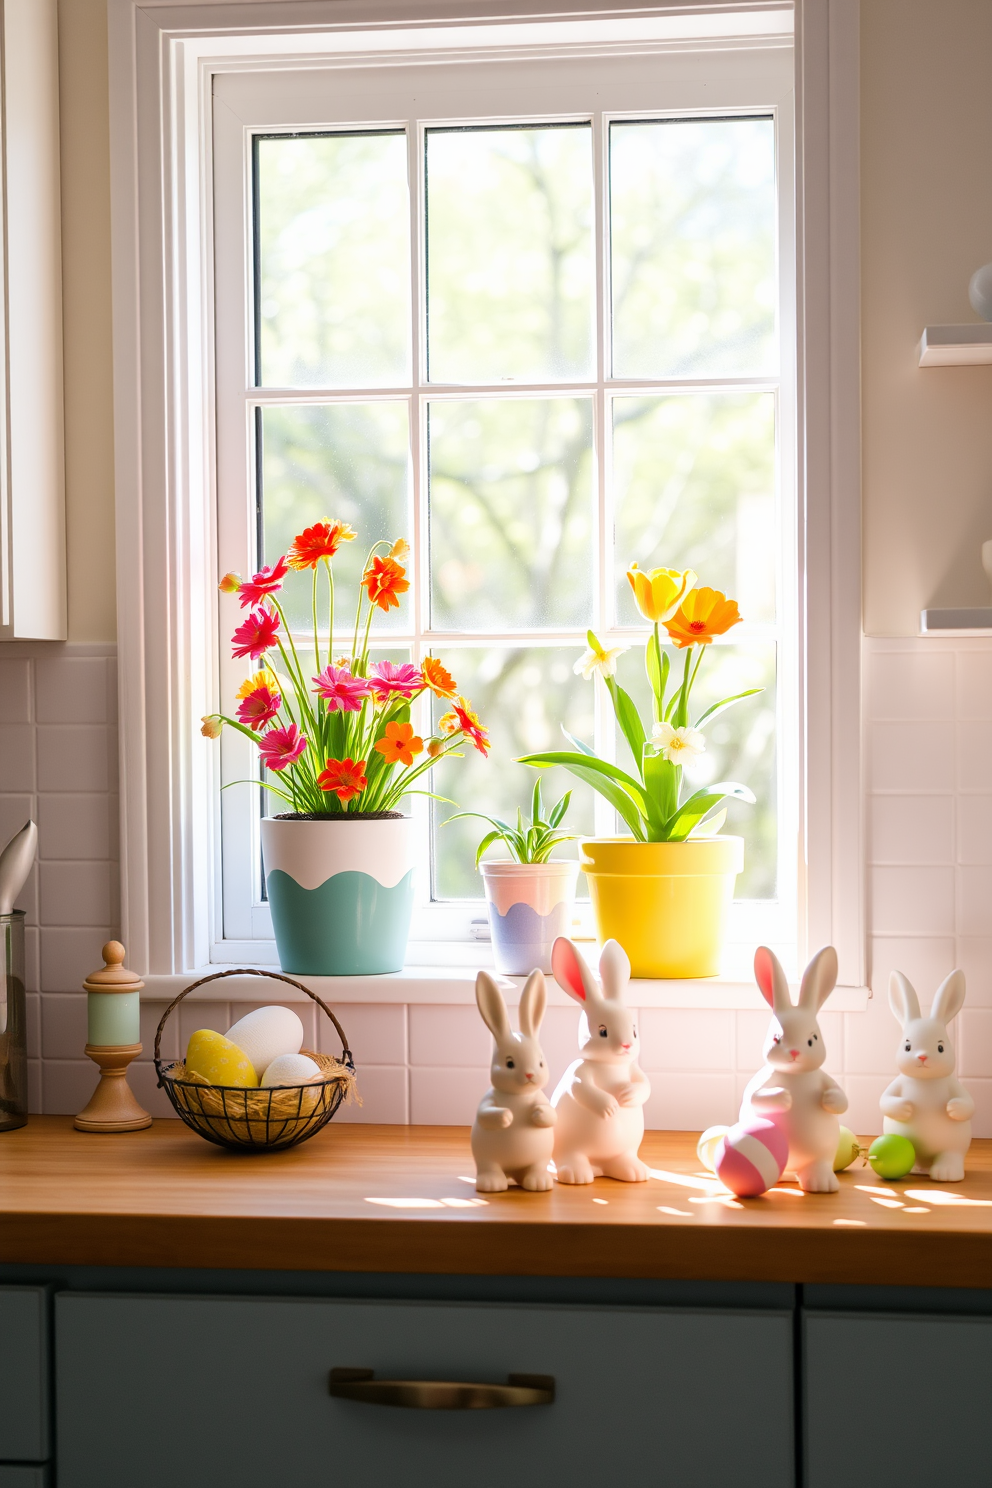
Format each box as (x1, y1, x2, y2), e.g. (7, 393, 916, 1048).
(652, 722, 706, 764)
(574, 634, 630, 680)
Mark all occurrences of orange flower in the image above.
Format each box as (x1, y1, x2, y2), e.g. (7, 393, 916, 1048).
(363, 555, 409, 612)
(663, 587, 742, 648)
(200, 715, 223, 738)
(374, 721, 424, 767)
(317, 756, 368, 802)
(426, 738, 443, 758)
(218, 572, 241, 593)
(286, 520, 356, 570)
(421, 656, 457, 699)
(449, 696, 490, 757)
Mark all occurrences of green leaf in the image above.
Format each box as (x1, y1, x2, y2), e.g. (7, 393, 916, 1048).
(643, 749, 678, 832)
(613, 685, 648, 777)
(694, 688, 763, 728)
(474, 829, 507, 868)
(520, 752, 645, 839)
(688, 807, 727, 838)
(562, 728, 597, 758)
(663, 782, 756, 842)
(518, 751, 651, 815)
(530, 775, 542, 828)
(548, 790, 571, 828)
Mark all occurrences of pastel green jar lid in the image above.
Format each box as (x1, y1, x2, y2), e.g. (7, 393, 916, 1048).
(579, 835, 744, 875)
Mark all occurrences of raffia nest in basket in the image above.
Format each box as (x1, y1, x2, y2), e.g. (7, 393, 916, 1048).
(162, 1049, 358, 1147)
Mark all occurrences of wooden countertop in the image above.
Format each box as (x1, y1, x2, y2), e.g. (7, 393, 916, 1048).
(4, 1117, 992, 1288)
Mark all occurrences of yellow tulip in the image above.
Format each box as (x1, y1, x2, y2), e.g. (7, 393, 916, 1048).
(626, 564, 697, 623)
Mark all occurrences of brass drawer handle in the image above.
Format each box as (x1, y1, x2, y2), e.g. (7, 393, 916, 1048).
(329, 1367, 555, 1410)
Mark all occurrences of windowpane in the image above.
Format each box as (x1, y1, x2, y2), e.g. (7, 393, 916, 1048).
(615, 640, 778, 899)
(256, 133, 410, 387)
(429, 398, 594, 630)
(612, 392, 776, 626)
(610, 117, 776, 378)
(429, 646, 596, 898)
(259, 403, 411, 633)
(426, 125, 595, 383)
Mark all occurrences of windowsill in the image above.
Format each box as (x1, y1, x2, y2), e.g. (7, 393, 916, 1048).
(140, 963, 870, 1010)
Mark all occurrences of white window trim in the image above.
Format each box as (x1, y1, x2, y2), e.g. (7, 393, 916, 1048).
(108, 0, 864, 1004)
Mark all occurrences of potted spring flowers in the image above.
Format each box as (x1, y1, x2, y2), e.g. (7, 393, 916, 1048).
(520, 564, 757, 979)
(202, 521, 489, 975)
(447, 779, 579, 976)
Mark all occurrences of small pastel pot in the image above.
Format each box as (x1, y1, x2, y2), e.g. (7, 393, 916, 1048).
(260, 816, 415, 976)
(580, 836, 744, 979)
(480, 860, 579, 976)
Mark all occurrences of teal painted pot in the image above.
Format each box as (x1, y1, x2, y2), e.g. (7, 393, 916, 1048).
(260, 816, 416, 976)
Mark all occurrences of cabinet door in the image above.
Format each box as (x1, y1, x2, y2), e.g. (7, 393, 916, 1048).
(57, 1295, 793, 1488)
(805, 1310, 992, 1488)
(0, 1288, 49, 1462)
(0, 1469, 49, 1487)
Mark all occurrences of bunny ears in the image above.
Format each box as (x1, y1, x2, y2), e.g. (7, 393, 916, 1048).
(475, 969, 547, 1043)
(552, 937, 630, 1006)
(889, 968, 966, 1028)
(754, 945, 838, 1014)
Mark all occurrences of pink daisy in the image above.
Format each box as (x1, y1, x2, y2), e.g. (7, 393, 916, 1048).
(312, 664, 372, 713)
(231, 607, 280, 659)
(236, 556, 289, 608)
(257, 723, 307, 772)
(368, 660, 423, 702)
(236, 684, 281, 732)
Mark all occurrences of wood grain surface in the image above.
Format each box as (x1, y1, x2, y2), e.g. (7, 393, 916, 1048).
(4, 1117, 992, 1285)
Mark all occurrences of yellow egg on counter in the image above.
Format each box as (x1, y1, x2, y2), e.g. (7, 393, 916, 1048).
(834, 1125, 861, 1171)
(697, 1125, 730, 1173)
(185, 1029, 258, 1087)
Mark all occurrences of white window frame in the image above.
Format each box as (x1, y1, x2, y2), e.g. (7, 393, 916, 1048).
(212, 47, 796, 959)
(108, 0, 863, 1001)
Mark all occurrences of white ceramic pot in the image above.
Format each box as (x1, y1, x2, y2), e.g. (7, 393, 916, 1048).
(480, 860, 579, 976)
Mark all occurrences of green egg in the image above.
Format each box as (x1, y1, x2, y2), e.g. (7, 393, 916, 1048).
(834, 1126, 860, 1172)
(867, 1134, 915, 1180)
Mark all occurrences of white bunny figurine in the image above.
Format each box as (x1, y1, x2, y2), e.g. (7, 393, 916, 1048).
(471, 969, 557, 1193)
(880, 970, 974, 1182)
(740, 945, 848, 1193)
(550, 937, 650, 1184)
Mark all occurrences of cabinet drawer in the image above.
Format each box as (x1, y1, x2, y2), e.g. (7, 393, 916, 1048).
(0, 1469, 49, 1487)
(805, 1310, 992, 1487)
(0, 1288, 49, 1462)
(57, 1294, 793, 1488)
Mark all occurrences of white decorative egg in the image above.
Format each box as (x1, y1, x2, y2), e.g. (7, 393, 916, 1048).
(225, 1005, 304, 1080)
(261, 1053, 322, 1088)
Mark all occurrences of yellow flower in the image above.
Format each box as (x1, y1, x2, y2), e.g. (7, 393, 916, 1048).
(236, 668, 279, 699)
(218, 572, 241, 593)
(626, 563, 696, 624)
(664, 588, 742, 649)
(200, 715, 223, 739)
(389, 538, 411, 562)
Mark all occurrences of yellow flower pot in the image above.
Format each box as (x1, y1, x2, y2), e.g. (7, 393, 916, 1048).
(579, 836, 745, 978)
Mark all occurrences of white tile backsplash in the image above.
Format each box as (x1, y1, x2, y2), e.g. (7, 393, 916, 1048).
(5, 635, 992, 1137)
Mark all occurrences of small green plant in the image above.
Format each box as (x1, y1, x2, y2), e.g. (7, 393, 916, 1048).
(447, 778, 578, 868)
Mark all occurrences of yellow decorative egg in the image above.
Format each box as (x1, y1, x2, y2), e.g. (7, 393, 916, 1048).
(834, 1125, 861, 1172)
(185, 1029, 258, 1087)
(697, 1125, 730, 1174)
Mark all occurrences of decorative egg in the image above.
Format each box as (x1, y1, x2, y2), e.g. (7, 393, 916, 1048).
(261, 1053, 322, 1088)
(834, 1126, 861, 1171)
(225, 1005, 304, 1080)
(868, 1134, 915, 1180)
(715, 1118, 788, 1198)
(697, 1125, 730, 1174)
(185, 1029, 258, 1088)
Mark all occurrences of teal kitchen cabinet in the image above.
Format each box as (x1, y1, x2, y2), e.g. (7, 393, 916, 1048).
(56, 1293, 794, 1488)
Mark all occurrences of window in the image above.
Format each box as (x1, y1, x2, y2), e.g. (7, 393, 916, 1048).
(213, 36, 797, 963)
(110, 0, 864, 994)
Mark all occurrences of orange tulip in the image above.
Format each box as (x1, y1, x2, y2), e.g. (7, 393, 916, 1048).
(626, 564, 696, 623)
(664, 587, 742, 648)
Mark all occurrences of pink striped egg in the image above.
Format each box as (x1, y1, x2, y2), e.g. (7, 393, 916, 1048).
(715, 1118, 788, 1197)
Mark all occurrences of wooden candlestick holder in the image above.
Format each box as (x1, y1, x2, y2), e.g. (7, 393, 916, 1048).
(74, 941, 152, 1133)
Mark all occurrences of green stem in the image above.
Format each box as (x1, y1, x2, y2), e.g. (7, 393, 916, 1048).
(312, 567, 320, 679)
(325, 557, 335, 669)
(676, 646, 693, 729)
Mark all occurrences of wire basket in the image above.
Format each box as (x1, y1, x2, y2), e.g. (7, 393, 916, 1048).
(154, 968, 356, 1152)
